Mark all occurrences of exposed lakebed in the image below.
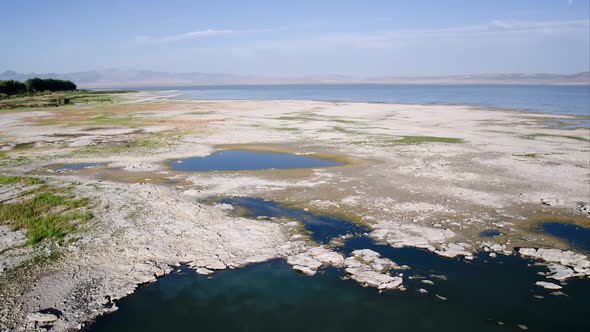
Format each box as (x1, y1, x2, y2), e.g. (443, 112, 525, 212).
(51, 162, 104, 172)
(87, 198, 590, 332)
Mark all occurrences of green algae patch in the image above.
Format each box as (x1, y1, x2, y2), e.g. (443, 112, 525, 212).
(522, 133, 590, 142)
(0, 185, 92, 244)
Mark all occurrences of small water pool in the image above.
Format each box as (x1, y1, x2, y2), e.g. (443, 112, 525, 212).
(541, 222, 590, 252)
(479, 229, 502, 238)
(169, 150, 343, 171)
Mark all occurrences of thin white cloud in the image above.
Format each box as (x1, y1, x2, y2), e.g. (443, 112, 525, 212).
(134, 29, 234, 44)
(249, 19, 590, 50)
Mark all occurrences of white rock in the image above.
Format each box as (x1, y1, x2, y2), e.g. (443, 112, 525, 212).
(292, 265, 317, 276)
(287, 247, 345, 275)
(518, 248, 590, 281)
(342, 249, 405, 291)
(27, 312, 58, 323)
(535, 281, 562, 290)
(195, 267, 214, 275)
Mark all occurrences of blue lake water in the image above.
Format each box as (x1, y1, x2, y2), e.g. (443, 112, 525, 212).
(169, 150, 342, 172)
(135, 84, 590, 117)
(542, 222, 590, 252)
(88, 198, 590, 332)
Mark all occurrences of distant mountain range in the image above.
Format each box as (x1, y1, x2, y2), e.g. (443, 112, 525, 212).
(1, 69, 588, 88)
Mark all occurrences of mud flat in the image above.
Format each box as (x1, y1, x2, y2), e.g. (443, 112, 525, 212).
(0, 92, 589, 330)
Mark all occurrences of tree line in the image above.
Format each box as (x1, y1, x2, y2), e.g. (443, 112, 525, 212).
(0, 78, 77, 96)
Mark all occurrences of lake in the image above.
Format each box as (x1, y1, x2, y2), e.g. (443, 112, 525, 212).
(132, 84, 590, 117)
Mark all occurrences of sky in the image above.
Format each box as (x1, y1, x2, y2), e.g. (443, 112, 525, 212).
(1, 0, 589, 77)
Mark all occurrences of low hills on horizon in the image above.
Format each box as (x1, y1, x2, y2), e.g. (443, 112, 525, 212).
(1, 69, 588, 88)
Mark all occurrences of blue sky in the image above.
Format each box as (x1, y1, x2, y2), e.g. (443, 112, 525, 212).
(1, 0, 589, 76)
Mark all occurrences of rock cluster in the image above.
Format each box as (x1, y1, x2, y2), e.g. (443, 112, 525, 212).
(287, 247, 345, 276)
(519, 248, 590, 281)
(286, 247, 407, 291)
(343, 249, 407, 291)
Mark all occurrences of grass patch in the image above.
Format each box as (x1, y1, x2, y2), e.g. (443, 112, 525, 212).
(350, 135, 464, 147)
(0, 188, 91, 244)
(0, 176, 45, 186)
(85, 114, 141, 127)
(391, 136, 464, 144)
(0, 176, 21, 185)
(522, 133, 590, 142)
(13, 142, 35, 150)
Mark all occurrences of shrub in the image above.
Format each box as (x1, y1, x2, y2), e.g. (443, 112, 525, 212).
(24, 78, 77, 93)
(0, 80, 27, 95)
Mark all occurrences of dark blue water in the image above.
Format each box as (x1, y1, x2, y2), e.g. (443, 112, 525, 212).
(542, 222, 590, 252)
(480, 230, 503, 238)
(137, 84, 589, 117)
(219, 197, 366, 244)
(54, 163, 102, 171)
(87, 198, 590, 332)
(87, 259, 590, 332)
(169, 150, 342, 172)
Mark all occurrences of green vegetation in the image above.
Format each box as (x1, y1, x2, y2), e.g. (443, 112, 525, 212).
(522, 133, 590, 142)
(24, 78, 76, 93)
(513, 153, 538, 158)
(0, 176, 45, 186)
(1, 89, 134, 110)
(0, 80, 27, 96)
(351, 135, 464, 147)
(85, 114, 140, 127)
(391, 136, 464, 144)
(0, 182, 91, 244)
(0, 78, 76, 98)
